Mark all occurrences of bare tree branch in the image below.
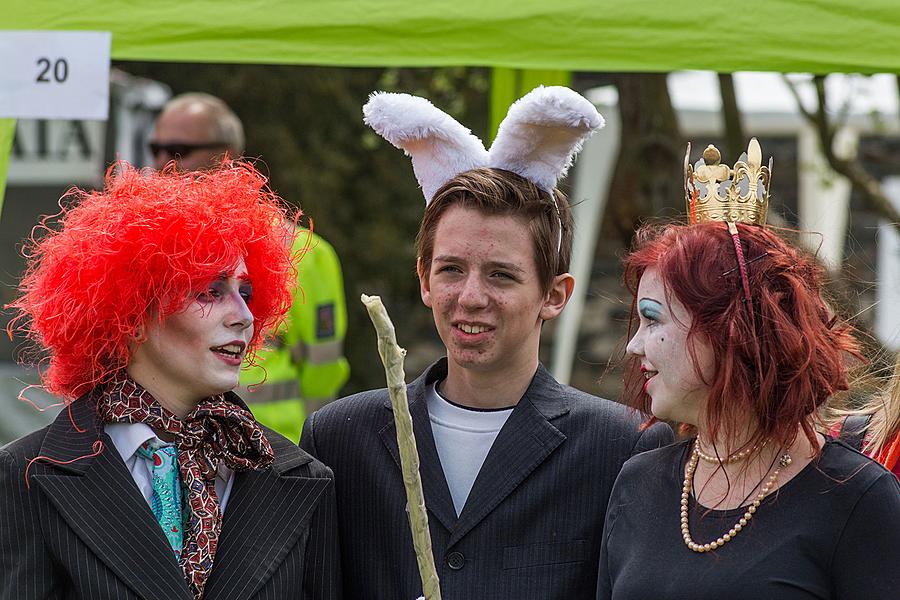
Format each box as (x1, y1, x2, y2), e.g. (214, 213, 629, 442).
(718, 73, 745, 159)
(782, 75, 817, 123)
(784, 75, 900, 230)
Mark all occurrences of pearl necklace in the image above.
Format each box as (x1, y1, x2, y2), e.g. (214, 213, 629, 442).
(695, 441, 761, 464)
(681, 442, 792, 553)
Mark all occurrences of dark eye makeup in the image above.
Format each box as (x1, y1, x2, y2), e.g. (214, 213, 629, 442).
(197, 278, 252, 303)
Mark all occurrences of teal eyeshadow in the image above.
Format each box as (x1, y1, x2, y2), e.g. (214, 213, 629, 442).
(638, 299, 662, 320)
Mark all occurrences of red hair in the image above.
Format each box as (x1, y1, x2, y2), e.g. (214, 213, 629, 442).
(622, 221, 860, 453)
(9, 161, 298, 400)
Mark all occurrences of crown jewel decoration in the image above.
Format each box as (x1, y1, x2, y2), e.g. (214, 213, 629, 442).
(684, 137, 772, 227)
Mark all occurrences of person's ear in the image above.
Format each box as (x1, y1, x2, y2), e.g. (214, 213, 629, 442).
(417, 257, 433, 308)
(540, 273, 575, 321)
(131, 322, 146, 345)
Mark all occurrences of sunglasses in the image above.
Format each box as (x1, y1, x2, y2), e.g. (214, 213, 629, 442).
(148, 141, 229, 158)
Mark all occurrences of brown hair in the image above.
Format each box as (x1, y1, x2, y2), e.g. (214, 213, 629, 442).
(415, 168, 573, 293)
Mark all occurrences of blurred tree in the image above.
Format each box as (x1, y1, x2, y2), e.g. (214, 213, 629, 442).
(718, 73, 746, 160)
(785, 74, 900, 229)
(601, 73, 684, 251)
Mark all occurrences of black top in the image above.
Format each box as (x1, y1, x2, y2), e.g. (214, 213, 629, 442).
(0, 393, 342, 600)
(597, 438, 900, 599)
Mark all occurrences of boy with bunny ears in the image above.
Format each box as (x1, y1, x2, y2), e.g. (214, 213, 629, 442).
(300, 87, 673, 600)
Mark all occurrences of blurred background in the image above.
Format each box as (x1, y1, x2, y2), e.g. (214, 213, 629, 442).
(4, 64, 900, 443)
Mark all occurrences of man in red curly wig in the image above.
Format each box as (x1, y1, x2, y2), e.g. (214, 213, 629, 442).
(150, 92, 351, 444)
(0, 162, 342, 599)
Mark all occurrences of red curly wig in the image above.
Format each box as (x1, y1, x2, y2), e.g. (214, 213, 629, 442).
(8, 161, 299, 401)
(622, 221, 861, 454)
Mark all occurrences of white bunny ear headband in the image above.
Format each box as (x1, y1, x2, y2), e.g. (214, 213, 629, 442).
(363, 85, 604, 252)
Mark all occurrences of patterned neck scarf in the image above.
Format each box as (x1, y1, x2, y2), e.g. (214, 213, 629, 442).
(96, 374, 274, 599)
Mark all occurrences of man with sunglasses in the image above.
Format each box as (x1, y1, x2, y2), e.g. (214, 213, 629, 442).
(149, 92, 351, 443)
(149, 92, 243, 170)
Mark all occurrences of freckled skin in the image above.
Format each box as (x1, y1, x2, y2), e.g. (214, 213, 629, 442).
(626, 267, 714, 425)
(418, 206, 573, 407)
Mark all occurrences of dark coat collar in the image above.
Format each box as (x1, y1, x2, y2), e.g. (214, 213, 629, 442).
(383, 357, 571, 420)
(30, 390, 323, 600)
(379, 357, 570, 542)
(38, 391, 311, 476)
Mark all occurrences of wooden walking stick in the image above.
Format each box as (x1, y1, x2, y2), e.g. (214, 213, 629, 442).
(361, 294, 442, 600)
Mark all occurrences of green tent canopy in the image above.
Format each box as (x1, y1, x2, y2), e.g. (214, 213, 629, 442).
(7, 0, 900, 74)
(4, 0, 900, 204)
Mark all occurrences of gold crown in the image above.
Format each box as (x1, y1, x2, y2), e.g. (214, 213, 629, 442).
(684, 138, 772, 226)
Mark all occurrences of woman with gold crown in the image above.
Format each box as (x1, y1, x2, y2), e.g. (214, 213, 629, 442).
(596, 140, 900, 598)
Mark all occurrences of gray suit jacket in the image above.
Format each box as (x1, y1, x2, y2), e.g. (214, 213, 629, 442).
(0, 393, 342, 600)
(300, 359, 673, 600)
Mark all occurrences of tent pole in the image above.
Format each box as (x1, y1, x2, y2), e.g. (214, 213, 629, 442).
(798, 124, 855, 273)
(0, 119, 15, 217)
(550, 94, 620, 385)
(490, 68, 571, 137)
(876, 177, 900, 350)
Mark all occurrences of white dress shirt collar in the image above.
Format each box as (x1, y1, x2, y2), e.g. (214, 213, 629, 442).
(104, 422, 235, 512)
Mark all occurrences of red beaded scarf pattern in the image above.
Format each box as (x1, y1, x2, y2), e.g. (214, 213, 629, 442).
(96, 374, 274, 599)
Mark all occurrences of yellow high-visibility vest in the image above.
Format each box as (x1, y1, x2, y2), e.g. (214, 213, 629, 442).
(240, 230, 349, 443)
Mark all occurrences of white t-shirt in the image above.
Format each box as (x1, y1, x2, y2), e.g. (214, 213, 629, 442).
(105, 422, 235, 513)
(426, 382, 514, 516)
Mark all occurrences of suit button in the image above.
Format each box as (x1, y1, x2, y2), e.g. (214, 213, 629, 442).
(446, 551, 465, 570)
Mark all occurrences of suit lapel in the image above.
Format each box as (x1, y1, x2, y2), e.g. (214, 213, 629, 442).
(203, 433, 331, 600)
(375, 361, 570, 545)
(32, 397, 191, 600)
(378, 362, 458, 533)
(448, 365, 569, 546)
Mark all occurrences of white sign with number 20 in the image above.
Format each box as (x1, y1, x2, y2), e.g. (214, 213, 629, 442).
(0, 30, 111, 120)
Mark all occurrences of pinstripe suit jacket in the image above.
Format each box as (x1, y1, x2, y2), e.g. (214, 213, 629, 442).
(0, 393, 342, 600)
(300, 359, 673, 600)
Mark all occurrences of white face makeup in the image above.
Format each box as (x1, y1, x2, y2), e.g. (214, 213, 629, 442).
(419, 205, 566, 379)
(127, 258, 254, 415)
(626, 266, 714, 425)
